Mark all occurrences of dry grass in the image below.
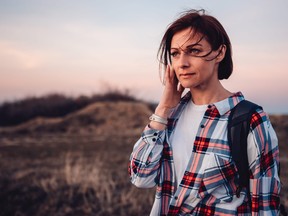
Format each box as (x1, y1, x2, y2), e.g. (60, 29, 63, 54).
(0, 135, 154, 216)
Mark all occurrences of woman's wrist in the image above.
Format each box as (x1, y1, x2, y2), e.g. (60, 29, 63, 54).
(148, 104, 175, 130)
(149, 121, 166, 130)
(155, 105, 174, 119)
(149, 114, 168, 125)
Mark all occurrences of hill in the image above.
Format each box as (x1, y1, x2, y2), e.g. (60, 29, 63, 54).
(0, 101, 152, 137)
(1, 101, 287, 153)
(0, 91, 139, 127)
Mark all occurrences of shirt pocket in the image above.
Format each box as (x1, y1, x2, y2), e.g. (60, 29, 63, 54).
(198, 153, 238, 200)
(175, 153, 235, 212)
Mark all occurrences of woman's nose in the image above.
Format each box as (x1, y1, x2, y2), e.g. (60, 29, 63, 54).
(178, 53, 190, 69)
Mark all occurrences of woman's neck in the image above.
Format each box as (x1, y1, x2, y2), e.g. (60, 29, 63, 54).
(190, 82, 233, 105)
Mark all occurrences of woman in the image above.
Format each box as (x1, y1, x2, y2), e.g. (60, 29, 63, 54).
(128, 9, 280, 215)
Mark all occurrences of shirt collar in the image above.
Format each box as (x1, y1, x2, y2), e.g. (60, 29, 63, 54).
(177, 91, 245, 116)
(213, 92, 245, 115)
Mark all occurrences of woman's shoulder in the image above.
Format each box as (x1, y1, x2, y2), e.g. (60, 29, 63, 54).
(248, 103, 271, 129)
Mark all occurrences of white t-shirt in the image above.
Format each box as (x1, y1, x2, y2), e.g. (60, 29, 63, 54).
(170, 100, 207, 186)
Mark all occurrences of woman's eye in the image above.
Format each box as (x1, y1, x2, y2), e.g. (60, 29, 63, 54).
(170, 52, 179, 57)
(188, 48, 201, 55)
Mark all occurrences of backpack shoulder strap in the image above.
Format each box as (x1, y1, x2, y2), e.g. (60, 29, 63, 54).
(228, 100, 261, 197)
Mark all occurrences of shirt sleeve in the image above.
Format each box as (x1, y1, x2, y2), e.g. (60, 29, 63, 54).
(128, 125, 166, 188)
(247, 108, 281, 215)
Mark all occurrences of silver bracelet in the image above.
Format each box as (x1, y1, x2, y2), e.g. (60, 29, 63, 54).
(149, 114, 168, 125)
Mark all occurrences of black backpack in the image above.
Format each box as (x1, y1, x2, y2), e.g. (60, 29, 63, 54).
(228, 100, 286, 215)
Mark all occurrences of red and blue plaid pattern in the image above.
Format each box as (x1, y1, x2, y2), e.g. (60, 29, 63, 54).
(129, 92, 280, 215)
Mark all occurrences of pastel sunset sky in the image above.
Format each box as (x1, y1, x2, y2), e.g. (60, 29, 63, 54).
(0, 0, 287, 113)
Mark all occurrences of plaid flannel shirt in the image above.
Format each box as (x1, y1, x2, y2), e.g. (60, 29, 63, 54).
(129, 92, 280, 216)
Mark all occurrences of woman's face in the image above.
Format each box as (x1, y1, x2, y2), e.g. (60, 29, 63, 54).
(170, 28, 225, 91)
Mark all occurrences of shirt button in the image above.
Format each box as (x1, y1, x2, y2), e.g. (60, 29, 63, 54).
(152, 138, 156, 142)
(200, 124, 205, 128)
(153, 132, 158, 136)
(174, 196, 178, 200)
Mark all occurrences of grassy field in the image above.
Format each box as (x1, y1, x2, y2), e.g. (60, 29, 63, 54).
(1, 131, 287, 216)
(0, 134, 154, 216)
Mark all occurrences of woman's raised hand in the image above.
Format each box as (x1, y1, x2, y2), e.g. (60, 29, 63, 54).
(155, 65, 184, 119)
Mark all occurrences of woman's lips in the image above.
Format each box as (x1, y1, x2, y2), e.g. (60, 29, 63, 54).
(180, 73, 195, 78)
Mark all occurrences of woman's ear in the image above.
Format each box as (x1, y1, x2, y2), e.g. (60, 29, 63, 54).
(216, 45, 226, 63)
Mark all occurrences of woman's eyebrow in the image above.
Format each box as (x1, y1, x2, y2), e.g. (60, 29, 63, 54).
(186, 43, 203, 48)
(170, 43, 202, 51)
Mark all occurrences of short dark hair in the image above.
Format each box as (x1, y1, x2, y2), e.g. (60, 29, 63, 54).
(158, 9, 233, 80)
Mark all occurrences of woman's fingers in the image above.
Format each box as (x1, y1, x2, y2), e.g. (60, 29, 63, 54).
(177, 83, 185, 93)
(158, 65, 183, 111)
(165, 65, 178, 86)
(165, 65, 172, 83)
